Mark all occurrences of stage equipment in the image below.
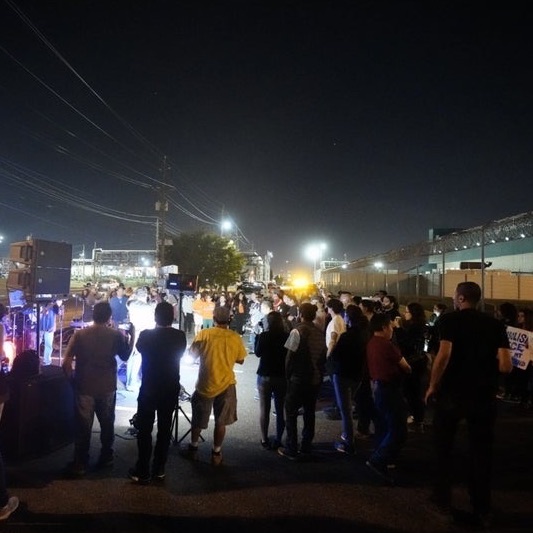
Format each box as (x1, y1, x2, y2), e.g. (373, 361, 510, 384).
(170, 386, 204, 445)
(166, 273, 198, 292)
(7, 239, 72, 302)
(8, 289, 27, 309)
(56, 300, 65, 365)
(9, 306, 37, 358)
(0, 365, 74, 459)
(166, 273, 198, 330)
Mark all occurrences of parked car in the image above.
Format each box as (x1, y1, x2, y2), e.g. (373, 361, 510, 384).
(237, 281, 266, 294)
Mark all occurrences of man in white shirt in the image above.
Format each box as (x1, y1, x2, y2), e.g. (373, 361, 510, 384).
(325, 298, 346, 357)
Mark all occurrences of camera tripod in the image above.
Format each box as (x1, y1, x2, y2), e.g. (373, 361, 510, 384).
(170, 386, 204, 445)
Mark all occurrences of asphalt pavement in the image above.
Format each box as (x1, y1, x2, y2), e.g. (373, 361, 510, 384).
(2, 335, 533, 533)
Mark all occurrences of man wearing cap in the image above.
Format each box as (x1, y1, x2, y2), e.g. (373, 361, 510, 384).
(185, 306, 247, 465)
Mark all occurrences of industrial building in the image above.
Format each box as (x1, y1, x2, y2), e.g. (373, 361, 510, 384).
(320, 211, 533, 307)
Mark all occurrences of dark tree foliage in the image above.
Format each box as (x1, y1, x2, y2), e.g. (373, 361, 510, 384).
(165, 230, 245, 289)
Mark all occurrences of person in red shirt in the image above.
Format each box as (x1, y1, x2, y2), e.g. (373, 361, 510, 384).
(365, 313, 411, 484)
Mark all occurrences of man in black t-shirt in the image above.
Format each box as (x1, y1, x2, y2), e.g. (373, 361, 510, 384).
(425, 282, 512, 526)
(128, 302, 187, 484)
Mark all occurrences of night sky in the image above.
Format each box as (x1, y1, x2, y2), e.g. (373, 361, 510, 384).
(1, 1, 532, 275)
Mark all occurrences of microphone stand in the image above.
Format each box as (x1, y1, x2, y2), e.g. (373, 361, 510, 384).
(58, 304, 64, 366)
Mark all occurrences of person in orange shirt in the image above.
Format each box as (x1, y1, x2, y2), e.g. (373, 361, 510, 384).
(199, 291, 215, 330)
(192, 293, 204, 334)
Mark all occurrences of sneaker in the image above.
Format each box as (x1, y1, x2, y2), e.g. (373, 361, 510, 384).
(365, 460, 395, 486)
(211, 450, 223, 466)
(152, 469, 166, 482)
(181, 444, 199, 460)
(277, 447, 298, 460)
(260, 440, 271, 450)
(300, 443, 312, 454)
(0, 496, 19, 521)
(96, 454, 114, 468)
(128, 467, 151, 485)
(408, 423, 425, 434)
(334, 441, 355, 454)
(270, 439, 282, 450)
(64, 461, 87, 478)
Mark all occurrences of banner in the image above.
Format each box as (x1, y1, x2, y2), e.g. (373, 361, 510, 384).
(506, 327, 533, 370)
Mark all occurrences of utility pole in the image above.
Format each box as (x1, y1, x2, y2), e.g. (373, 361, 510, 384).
(155, 156, 170, 273)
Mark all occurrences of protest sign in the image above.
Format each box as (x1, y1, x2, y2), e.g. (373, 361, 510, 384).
(506, 326, 533, 370)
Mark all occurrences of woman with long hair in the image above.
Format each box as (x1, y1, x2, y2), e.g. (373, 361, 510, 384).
(230, 291, 248, 335)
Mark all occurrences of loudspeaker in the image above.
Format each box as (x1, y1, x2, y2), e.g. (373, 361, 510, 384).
(9, 239, 72, 269)
(7, 267, 71, 299)
(0, 366, 74, 460)
(8, 239, 72, 301)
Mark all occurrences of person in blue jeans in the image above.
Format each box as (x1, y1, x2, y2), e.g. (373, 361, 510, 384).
(329, 305, 369, 453)
(365, 313, 411, 483)
(254, 311, 289, 449)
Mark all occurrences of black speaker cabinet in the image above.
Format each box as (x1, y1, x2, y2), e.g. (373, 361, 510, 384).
(33, 267, 72, 298)
(7, 268, 71, 300)
(8, 239, 72, 301)
(0, 366, 74, 460)
(9, 239, 72, 269)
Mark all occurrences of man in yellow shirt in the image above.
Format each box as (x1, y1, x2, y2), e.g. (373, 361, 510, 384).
(185, 306, 247, 465)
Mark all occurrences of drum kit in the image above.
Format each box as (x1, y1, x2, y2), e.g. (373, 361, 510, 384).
(2, 299, 68, 369)
(3, 304, 38, 359)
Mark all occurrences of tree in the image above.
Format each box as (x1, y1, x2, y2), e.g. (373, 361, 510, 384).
(165, 230, 245, 289)
(274, 274, 284, 286)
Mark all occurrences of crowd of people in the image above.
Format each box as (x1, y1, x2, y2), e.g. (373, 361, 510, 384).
(0, 279, 525, 527)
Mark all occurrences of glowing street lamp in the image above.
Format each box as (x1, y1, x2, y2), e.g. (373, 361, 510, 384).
(305, 242, 327, 283)
(221, 219, 232, 236)
(374, 261, 388, 290)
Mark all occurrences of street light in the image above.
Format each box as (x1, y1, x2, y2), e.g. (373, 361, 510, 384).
(374, 261, 388, 291)
(221, 219, 232, 236)
(305, 242, 327, 283)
